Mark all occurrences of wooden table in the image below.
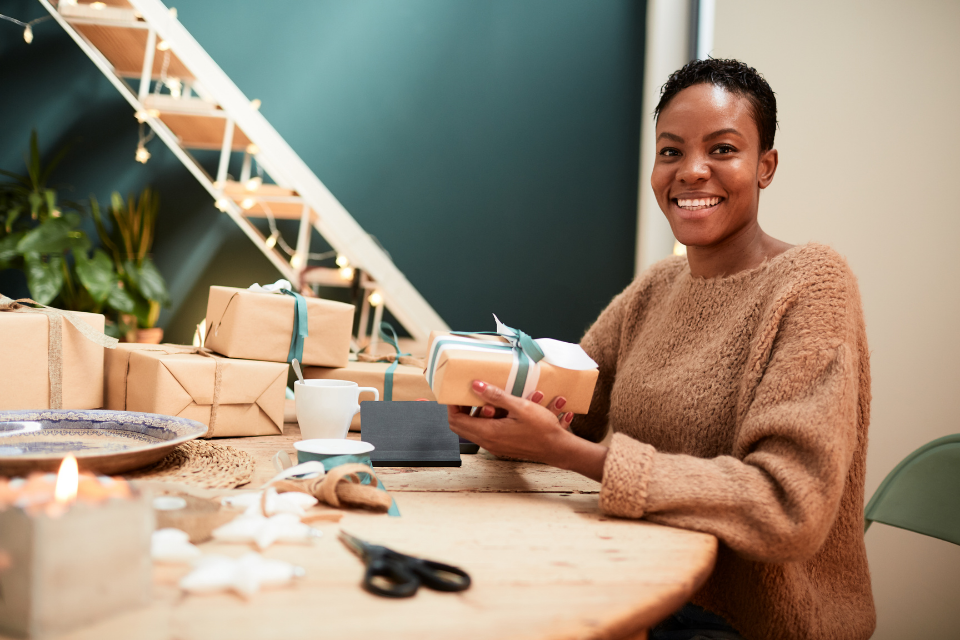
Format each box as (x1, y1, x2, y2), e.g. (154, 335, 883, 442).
(45, 425, 717, 640)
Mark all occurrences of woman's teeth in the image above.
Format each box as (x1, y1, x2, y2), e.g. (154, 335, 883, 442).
(676, 197, 721, 211)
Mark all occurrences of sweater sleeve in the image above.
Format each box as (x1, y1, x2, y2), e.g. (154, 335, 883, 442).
(570, 284, 633, 443)
(600, 261, 862, 564)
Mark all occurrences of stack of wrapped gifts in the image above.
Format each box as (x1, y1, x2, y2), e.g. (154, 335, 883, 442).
(303, 322, 435, 431)
(0, 282, 356, 439)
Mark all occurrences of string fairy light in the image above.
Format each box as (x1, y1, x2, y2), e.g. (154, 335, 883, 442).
(257, 201, 337, 265)
(0, 12, 52, 44)
(135, 122, 155, 164)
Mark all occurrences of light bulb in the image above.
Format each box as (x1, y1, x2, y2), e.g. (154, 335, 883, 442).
(368, 291, 383, 307)
(215, 198, 230, 212)
(290, 254, 304, 269)
(169, 7, 178, 19)
(245, 176, 262, 192)
(23, 25, 33, 44)
(240, 197, 256, 210)
(264, 232, 279, 250)
(246, 143, 259, 155)
(672, 241, 687, 257)
(167, 77, 182, 99)
(156, 40, 170, 51)
(250, 99, 262, 110)
(51, 209, 62, 218)
(135, 145, 151, 164)
(91, 2, 106, 9)
(335, 254, 349, 268)
(339, 266, 354, 281)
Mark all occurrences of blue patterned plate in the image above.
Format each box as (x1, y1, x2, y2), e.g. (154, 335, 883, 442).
(0, 410, 208, 475)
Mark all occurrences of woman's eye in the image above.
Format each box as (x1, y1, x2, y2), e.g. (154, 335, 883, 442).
(659, 147, 681, 157)
(712, 144, 736, 154)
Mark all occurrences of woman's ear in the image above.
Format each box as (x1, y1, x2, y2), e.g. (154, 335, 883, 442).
(758, 148, 779, 189)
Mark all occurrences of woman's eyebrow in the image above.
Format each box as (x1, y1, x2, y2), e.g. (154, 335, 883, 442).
(703, 128, 743, 142)
(657, 132, 684, 143)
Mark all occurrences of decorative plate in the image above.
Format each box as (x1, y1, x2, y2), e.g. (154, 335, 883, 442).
(0, 410, 208, 475)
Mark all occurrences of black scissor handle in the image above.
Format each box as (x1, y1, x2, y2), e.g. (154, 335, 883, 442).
(408, 558, 471, 592)
(363, 554, 420, 598)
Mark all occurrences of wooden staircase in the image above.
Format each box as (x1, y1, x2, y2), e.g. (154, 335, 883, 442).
(40, 0, 448, 350)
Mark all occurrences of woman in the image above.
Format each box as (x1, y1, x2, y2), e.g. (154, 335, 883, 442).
(447, 59, 875, 640)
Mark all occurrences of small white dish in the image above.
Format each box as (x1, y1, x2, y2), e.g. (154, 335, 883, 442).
(294, 439, 374, 456)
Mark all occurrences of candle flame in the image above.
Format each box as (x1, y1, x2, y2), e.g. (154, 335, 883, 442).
(54, 455, 79, 503)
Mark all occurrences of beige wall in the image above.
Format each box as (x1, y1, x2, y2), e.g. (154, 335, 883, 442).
(711, 1, 960, 637)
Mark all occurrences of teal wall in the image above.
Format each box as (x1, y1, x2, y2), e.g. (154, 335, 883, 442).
(1, 0, 644, 344)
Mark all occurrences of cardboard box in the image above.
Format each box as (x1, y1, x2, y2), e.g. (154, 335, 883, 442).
(0, 310, 106, 410)
(304, 359, 436, 431)
(104, 344, 287, 438)
(204, 286, 354, 367)
(425, 331, 598, 414)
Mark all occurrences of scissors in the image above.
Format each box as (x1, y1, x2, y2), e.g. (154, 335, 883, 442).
(338, 530, 471, 598)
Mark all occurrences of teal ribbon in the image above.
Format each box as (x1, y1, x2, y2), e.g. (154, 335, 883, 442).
(280, 289, 308, 364)
(295, 452, 400, 517)
(378, 322, 411, 402)
(427, 318, 544, 399)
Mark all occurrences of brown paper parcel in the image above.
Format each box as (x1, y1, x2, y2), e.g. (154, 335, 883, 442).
(425, 331, 598, 414)
(304, 359, 436, 431)
(104, 344, 287, 437)
(204, 286, 354, 367)
(0, 304, 108, 411)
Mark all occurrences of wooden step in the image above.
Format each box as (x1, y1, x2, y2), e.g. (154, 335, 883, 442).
(223, 181, 308, 219)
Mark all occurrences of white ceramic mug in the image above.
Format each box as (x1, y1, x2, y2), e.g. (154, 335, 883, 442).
(294, 379, 379, 440)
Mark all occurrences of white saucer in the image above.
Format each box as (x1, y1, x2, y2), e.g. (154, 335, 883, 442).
(294, 439, 375, 456)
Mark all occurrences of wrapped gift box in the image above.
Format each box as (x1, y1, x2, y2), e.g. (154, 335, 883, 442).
(425, 330, 598, 414)
(204, 286, 354, 367)
(304, 358, 436, 431)
(104, 344, 287, 437)
(0, 305, 108, 411)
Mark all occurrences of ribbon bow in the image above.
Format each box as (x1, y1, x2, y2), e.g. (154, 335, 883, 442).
(0, 295, 118, 410)
(491, 314, 545, 364)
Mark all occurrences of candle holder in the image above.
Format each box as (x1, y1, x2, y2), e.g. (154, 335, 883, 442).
(0, 467, 153, 637)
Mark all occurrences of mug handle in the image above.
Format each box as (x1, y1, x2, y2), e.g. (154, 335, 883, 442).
(358, 387, 380, 402)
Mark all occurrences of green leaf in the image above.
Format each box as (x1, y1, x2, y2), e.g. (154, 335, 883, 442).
(0, 232, 25, 268)
(138, 258, 170, 305)
(28, 191, 42, 220)
(27, 131, 41, 188)
(17, 218, 91, 254)
(4, 206, 22, 233)
(44, 189, 56, 215)
(106, 283, 137, 314)
(24, 252, 64, 305)
(75, 249, 117, 303)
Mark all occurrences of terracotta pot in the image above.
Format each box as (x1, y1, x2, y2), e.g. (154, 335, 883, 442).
(135, 328, 164, 344)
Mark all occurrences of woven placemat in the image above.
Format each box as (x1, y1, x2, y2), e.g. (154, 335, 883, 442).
(123, 440, 254, 489)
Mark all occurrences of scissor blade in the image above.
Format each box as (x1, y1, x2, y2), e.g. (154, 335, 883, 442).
(338, 530, 371, 559)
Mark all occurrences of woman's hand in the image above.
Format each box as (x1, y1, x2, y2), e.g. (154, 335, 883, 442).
(447, 380, 609, 481)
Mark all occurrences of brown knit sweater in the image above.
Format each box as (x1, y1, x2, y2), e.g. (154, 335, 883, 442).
(573, 243, 875, 640)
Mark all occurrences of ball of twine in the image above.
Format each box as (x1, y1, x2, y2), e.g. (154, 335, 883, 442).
(124, 440, 254, 489)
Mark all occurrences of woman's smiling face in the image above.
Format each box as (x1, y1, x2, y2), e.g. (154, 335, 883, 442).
(652, 83, 778, 250)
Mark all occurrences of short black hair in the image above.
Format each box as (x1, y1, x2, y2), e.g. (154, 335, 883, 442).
(654, 58, 778, 152)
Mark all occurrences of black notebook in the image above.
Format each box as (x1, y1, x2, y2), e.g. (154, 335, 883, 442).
(360, 401, 462, 467)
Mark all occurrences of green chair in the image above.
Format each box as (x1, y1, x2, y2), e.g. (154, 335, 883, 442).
(864, 434, 960, 545)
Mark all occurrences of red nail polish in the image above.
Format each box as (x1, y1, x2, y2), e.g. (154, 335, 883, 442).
(555, 397, 566, 410)
(531, 391, 544, 403)
(564, 412, 574, 423)
(472, 380, 487, 392)
(482, 406, 494, 417)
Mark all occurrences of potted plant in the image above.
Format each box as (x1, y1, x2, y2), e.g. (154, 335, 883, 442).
(90, 188, 170, 343)
(0, 131, 93, 309)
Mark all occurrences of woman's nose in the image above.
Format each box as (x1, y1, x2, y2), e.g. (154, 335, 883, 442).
(676, 153, 710, 183)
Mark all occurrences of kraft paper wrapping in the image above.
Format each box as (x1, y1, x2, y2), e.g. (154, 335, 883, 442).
(204, 286, 354, 367)
(304, 360, 436, 431)
(104, 344, 288, 438)
(0, 309, 108, 411)
(426, 331, 598, 414)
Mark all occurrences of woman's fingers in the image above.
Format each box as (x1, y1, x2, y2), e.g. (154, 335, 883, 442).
(545, 396, 568, 417)
(471, 380, 526, 413)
